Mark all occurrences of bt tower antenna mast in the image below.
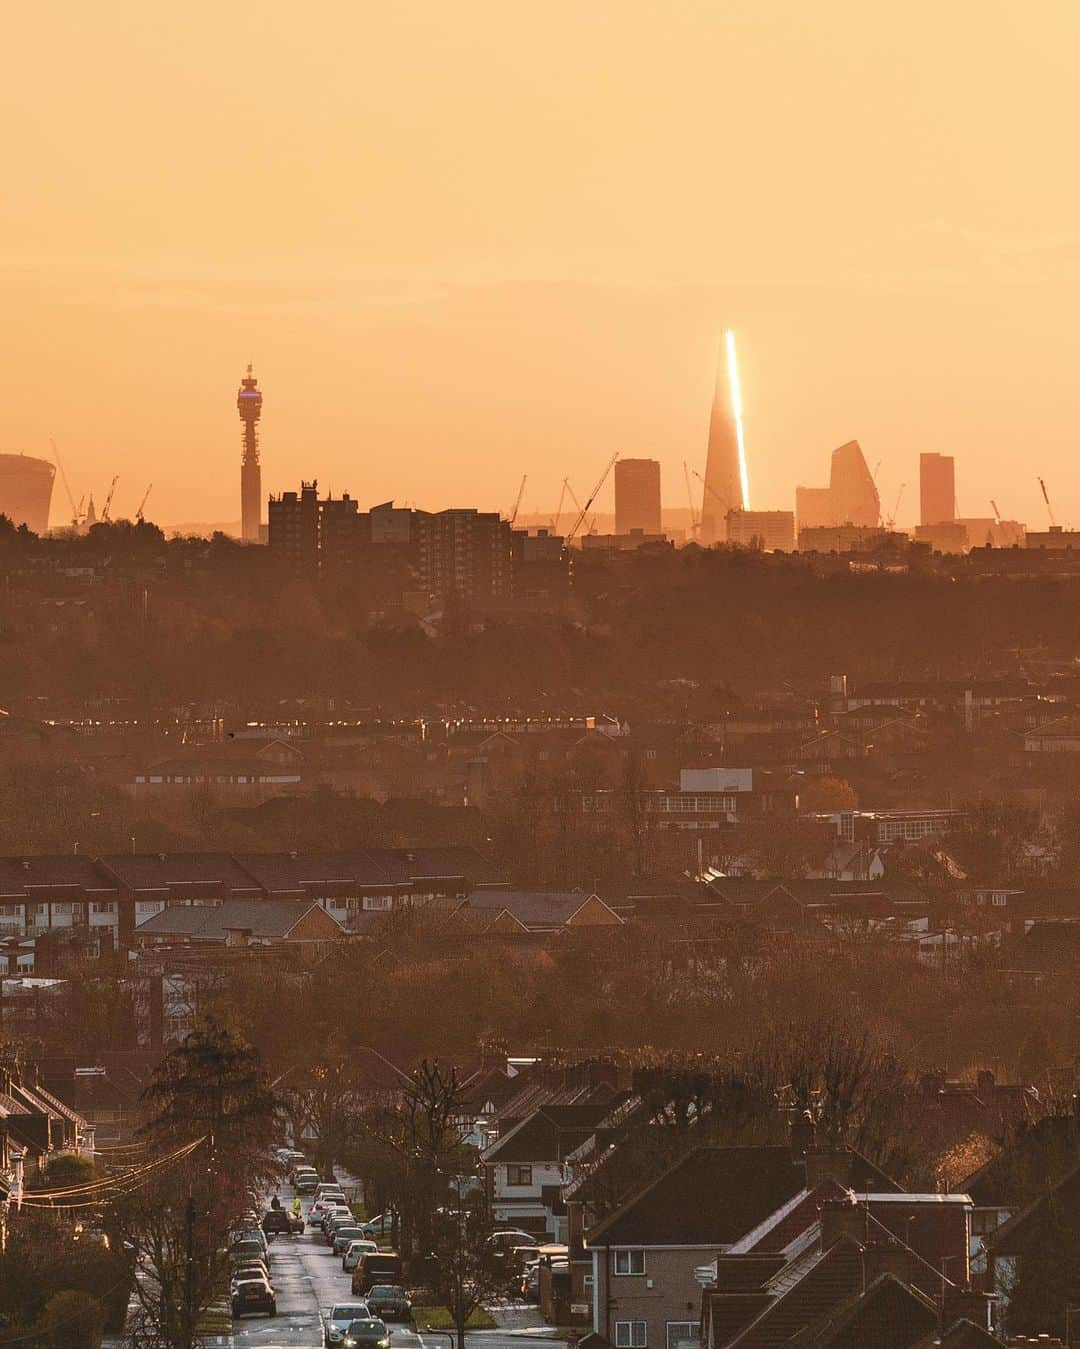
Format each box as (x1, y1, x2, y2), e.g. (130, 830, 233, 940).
(237, 364, 263, 542)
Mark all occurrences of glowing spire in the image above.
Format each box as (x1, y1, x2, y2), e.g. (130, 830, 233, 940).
(725, 329, 750, 511)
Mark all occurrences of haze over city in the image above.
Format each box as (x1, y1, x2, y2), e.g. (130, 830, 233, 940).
(7, 0, 1080, 526)
(9, 6, 1080, 1346)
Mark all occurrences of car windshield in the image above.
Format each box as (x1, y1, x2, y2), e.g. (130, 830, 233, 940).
(369, 1287, 403, 1297)
(331, 1305, 369, 1322)
(346, 1321, 385, 1336)
(235, 1280, 266, 1290)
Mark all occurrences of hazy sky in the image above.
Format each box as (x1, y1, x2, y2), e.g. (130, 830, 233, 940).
(6, 0, 1080, 529)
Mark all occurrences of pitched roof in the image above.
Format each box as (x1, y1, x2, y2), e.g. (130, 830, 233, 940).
(789, 1272, 937, 1349)
(587, 1147, 808, 1248)
(960, 1114, 1080, 1206)
(483, 1103, 614, 1164)
(133, 898, 343, 942)
(724, 1236, 865, 1349)
(0, 856, 117, 898)
(98, 852, 262, 894)
(985, 1162, 1080, 1256)
(463, 890, 621, 929)
(911, 1321, 1005, 1349)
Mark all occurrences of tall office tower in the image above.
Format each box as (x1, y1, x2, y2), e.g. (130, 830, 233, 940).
(0, 454, 55, 534)
(796, 440, 880, 528)
(237, 364, 263, 542)
(614, 458, 662, 536)
(701, 331, 749, 542)
(920, 453, 955, 525)
(828, 441, 879, 525)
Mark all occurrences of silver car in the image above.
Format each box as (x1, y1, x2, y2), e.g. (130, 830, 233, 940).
(324, 1301, 371, 1348)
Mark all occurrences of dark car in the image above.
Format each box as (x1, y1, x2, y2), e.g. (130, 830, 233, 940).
(352, 1251, 404, 1296)
(262, 1208, 302, 1237)
(365, 1285, 411, 1322)
(343, 1317, 390, 1349)
(231, 1276, 277, 1318)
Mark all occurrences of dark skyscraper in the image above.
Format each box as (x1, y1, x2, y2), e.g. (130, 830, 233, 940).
(614, 458, 662, 536)
(237, 364, 263, 542)
(701, 331, 748, 543)
(920, 452, 956, 525)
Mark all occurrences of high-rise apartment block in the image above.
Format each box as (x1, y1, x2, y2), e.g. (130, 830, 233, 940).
(920, 453, 955, 525)
(268, 485, 513, 601)
(726, 509, 796, 552)
(614, 458, 662, 536)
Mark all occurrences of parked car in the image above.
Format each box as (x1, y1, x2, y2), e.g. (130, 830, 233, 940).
(343, 1240, 379, 1273)
(365, 1285, 411, 1322)
(358, 1212, 397, 1239)
(231, 1276, 276, 1318)
(333, 1225, 367, 1255)
(324, 1301, 371, 1347)
(229, 1227, 269, 1256)
(488, 1228, 538, 1250)
(229, 1238, 268, 1268)
(230, 1262, 271, 1289)
(343, 1317, 390, 1349)
(352, 1251, 404, 1296)
(322, 1209, 355, 1241)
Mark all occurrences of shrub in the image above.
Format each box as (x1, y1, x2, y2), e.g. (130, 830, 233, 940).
(38, 1291, 105, 1349)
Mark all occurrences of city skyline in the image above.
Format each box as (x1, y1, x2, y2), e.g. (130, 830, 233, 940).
(5, 2, 1080, 529)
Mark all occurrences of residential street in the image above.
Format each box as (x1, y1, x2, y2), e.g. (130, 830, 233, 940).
(233, 1184, 563, 1349)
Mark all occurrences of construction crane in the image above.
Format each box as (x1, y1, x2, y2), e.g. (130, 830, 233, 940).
(683, 462, 702, 537)
(884, 483, 905, 529)
(50, 438, 83, 529)
(565, 453, 618, 545)
(1038, 477, 1058, 528)
(990, 499, 1001, 523)
(135, 483, 153, 523)
(507, 474, 527, 527)
(690, 465, 732, 516)
(551, 479, 569, 535)
(101, 475, 119, 523)
(563, 480, 591, 533)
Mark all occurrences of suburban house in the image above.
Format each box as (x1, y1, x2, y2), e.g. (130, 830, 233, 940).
(584, 1143, 901, 1349)
(460, 890, 623, 934)
(132, 898, 345, 947)
(482, 1101, 616, 1239)
(699, 1193, 990, 1349)
(0, 1057, 93, 1181)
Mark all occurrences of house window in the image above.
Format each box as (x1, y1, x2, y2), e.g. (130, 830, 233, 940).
(615, 1322, 646, 1349)
(991, 894, 1008, 907)
(506, 1165, 533, 1186)
(666, 1324, 699, 1349)
(363, 896, 393, 911)
(92, 902, 116, 915)
(614, 1250, 645, 1276)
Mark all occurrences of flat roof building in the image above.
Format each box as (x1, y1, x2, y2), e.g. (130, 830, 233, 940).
(614, 458, 662, 537)
(920, 453, 955, 526)
(726, 509, 795, 552)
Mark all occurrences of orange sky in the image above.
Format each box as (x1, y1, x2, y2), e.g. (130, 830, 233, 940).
(6, 0, 1080, 529)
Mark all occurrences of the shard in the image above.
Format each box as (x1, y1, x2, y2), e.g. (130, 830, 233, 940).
(700, 332, 748, 543)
